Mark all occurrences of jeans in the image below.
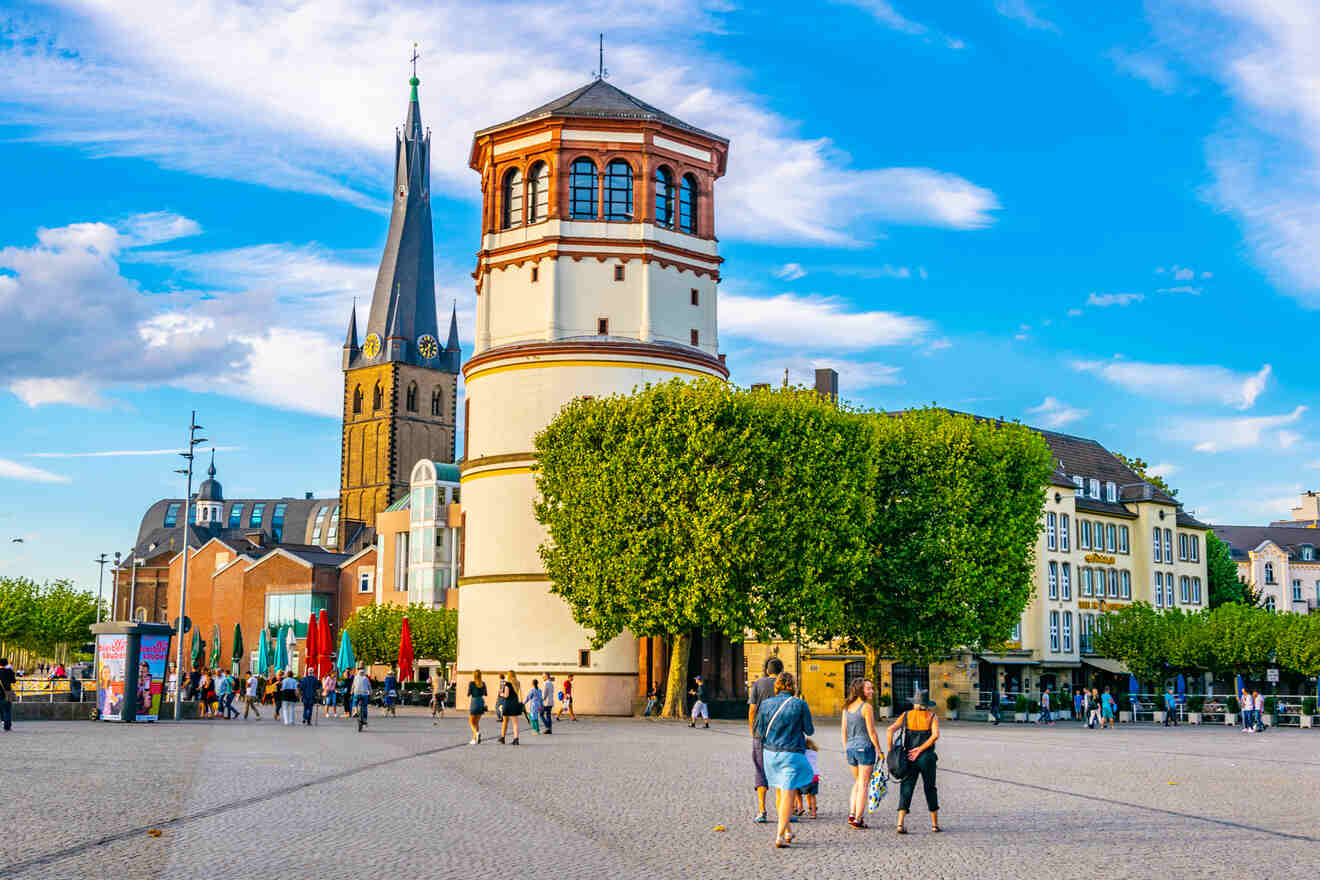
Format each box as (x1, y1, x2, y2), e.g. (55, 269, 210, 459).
(353, 694, 369, 722)
(540, 705, 553, 733)
(1039, 706, 1052, 724)
(642, 698, 657, 717)
(223, 693, 238, 718)
(0, 699, 11, 731)
(302, 698, 315, 724)
(243, 696, 261, 718)
(897, 750, 939, 813)
(280, 699, 297, 725)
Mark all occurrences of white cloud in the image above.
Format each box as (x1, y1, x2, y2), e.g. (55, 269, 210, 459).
(834, 0, 963, 47)
(9, 379, 111, 408)
(29, 446, 241, 458)
(0, 458, 72, 484)
(774, 263, 807, 281)
(995, 0, 1059, 32)
(1146, 462, 1181, 479)
(0, 1, 997, 246)
(1156, 285, 1202, 295)
(1027, 396, 1088, 428)
(1066, 307, 1083, 317)
(821, 264, 919, 280)
(720, 291, 931, 350)
(1086, 292, 1144, 307)
(1183, 406, 1307, 453)
(1071, 359, 1272, 410)
(1108, 48, 1179, 93)
(1305, 460, 1320, 470)
(1173, 266, 1195, 281)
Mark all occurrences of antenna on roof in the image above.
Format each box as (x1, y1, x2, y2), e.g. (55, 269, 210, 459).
(411, 42, 421, 78)
(592, 33, 609, 81)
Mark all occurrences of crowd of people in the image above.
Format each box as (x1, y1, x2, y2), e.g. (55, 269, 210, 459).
(464, 670, 578, 745)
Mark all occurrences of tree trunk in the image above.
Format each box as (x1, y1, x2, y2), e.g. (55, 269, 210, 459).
(660, 632, 691, 719)
(865, 643, 883, 710)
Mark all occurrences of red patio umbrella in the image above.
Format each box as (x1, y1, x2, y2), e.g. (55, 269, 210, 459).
(316, 609, 333, 677)
(397, 616, 415, 683)
(303, 614, 318, 677)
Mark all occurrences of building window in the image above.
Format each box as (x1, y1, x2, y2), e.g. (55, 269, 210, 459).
(372, 383, 383, 410)
(1060, 515, 1070, 551)
(569, 158, 597, 219)
(578, 649, 592, 668)
(1193, 577, 1202, 604)
(1266, 596, 1276, 613)
(678, 173, 697, 233)
(1153, 527, 1163, 563)
(1292, 579, 1303, 602)
(1105, 481, 1117, 502)
(431, 388, 443, 417)
(264, 593, 329, 638)
(359, 570, 373, 594)
(613, 264, 625, 282)
(394, 532, 409, 592)
(1302, 545, 1315, 561)
(1121, 570, 1131, 599)
(1264, 561, 1275, 584)
(1073, 475, 1083, 496)
(1046, 512, 1057, 550)
(1107, 569, 1117, 598)
(326, 507, 339, 543)
(406, 382, 418, 413)
(1180, 576, 1189, 604)
(597, 318, 609, 335)
(604, 159, 633, 221)
(690, 288, 699, 306)
(1010, 622, 1022, 642)
(1155, 571, 1164, 608)
(527, 161, 549, 223)
(1061, 562, 1071, 599)
(654, 166, 674, 227)
(1062, 612, 1073, 652)
(311, 505, 328, 542)
(1178, 533, 1187, 561)
(163, 502, 182, 528)
(1082, 567, 1093, 597)
(352, 385, 363, 414)
(1081, 614, 1095, 653)
(271, 503, 287, 542)
(1164, 529, 1173, 563)
(530, 265, 539, 283)
(229, 503, 246, 530)
(1106, 524, 1116, 553)
(1081, 521, 1092, 550)
(1049, 611, 1060, 653)
(690, 329, 699, 346)
(1190, 535, 1200, 562)
(1048, 561, 1058, 599)
(501, 167, 523, 229)
(250, 503, 266, 528)
(1119, 526, 1129, 554)
(1088, 478, 1100, 499)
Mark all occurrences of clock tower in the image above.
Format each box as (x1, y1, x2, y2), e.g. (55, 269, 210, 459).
(340, 71, 460, 549)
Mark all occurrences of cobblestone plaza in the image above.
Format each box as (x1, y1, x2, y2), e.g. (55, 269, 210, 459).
(4, 713, 1317, 878)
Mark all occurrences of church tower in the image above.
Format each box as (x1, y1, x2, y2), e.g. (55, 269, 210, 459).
(458, 79, 729, 714)
(340, 70, 460, 549)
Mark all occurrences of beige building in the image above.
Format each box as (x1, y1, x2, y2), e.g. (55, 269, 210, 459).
(1212, 492, 1320, 614)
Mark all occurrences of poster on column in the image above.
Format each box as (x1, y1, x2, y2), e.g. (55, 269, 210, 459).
(138, 634, 170, 721)
(96, 634, 127, 721)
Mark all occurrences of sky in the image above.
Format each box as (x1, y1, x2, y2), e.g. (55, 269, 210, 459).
(3, 0, 1319, 590)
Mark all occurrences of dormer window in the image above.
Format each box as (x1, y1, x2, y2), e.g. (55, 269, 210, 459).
(1302, 545, 1315, 561)
(1105, 481, 1117, 502)
(1073, 475, 1083, 496)
(1088, 478, 1100, 499)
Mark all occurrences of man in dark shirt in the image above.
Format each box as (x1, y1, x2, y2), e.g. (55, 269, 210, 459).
(688, 675, 710, 729)
(748, 657, 784, 823)
(298, 669, 320, 725)
(0, 657, 17, 731)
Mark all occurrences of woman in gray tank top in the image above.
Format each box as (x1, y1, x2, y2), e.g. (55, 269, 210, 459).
(840, 678, 881, 829)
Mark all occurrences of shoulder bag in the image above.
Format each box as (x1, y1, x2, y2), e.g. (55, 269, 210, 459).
(885, 711, 911, 778)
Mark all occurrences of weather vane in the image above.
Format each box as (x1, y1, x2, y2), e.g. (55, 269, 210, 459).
(592, 33, 608, 80)
(411, 42, 421, 77)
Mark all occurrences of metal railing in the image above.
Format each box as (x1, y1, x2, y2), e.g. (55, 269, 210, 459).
(11, 678, 97, 702)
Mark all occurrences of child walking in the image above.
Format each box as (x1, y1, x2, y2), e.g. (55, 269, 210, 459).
(525, 678, 544, 734)
(799, 738, 820, 819)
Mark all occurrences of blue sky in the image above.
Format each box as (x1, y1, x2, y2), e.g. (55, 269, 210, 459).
(3, 0, 1319, 589)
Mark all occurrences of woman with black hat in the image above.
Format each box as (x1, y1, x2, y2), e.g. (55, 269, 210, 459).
(885, 690, 941, 834)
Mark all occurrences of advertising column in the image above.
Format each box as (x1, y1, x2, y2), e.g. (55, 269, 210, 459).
(92, 622, 176, 722)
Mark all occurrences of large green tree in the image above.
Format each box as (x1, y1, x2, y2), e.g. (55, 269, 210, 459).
(1113, 452, 1178, 499)
(342, 603, 457, 673)
(534, 379, 876, 717)
(1205, 530, 1251, 608)
(0, 577, 99, 664)
(834, 409, 1054, 692)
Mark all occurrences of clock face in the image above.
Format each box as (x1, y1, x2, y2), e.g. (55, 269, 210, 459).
(417, 334, 439, 359)
(362, 333, 382, 359)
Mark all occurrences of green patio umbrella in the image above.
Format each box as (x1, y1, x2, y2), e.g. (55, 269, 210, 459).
(336, 629, 355, 673)
(256, 627, 270, 677)
(190, 628, 203, 667)
(230, 623, 243, 676)
(273, 625, 289, 673)
(209, 624, 222, 668)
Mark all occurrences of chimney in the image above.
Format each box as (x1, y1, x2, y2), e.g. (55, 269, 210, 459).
(814, 368, 838, 403)
(750, 382, 771, 392)
(305, 491, 313, 499)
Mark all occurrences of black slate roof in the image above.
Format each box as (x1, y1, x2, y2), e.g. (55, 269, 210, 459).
(1211, 525, 1320, 561)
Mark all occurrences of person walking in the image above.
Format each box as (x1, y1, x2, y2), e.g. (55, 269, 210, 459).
(1101, 687, 1116, 729)
(1074, 687, 1084, 722)
(540, 675, 554, 735)
(755, 672, 815, 850)
(1086, 689, 1100, 729)
(467, 669, 488, 745)
(223, 671, 241, 719)
(351, 665, 372, 732)
(340, 670, 354, 719)
(299, 667, 319, 725)
(749, 657, 784, 823)
(641, 683, 659, 718)
(841, 678, 882, 830)
(688, 675, 710, 729)
(1038, 687, 1054, 726)
(383, 668, 399, 718)
(887, 691, 941, 835)
(494, 673, 506, 723)
(1240, 687, 1253, 732)
(322, 670, 338, 719)
(0, 658, 16, 732)
(197, 669, 213, 718)
(556, 673, 577, 721)
(525, 678, 543, 734)
(1253, 691, 1266, 732)
(498, 670, 521, 745)
(279, 670, 299, 726)
(430, 668, 447, 724)
(243, 671, 262, 720)
(989, 685, 1001, 726)
(1163, 687, 1179, 727)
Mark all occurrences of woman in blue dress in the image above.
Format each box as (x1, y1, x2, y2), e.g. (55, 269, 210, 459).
(754, 672, 815, 849)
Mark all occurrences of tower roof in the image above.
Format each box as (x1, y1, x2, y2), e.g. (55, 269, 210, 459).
(196, 449, 223, 502)
(475, 79, 727, 143)
(344, 300, 359, 349)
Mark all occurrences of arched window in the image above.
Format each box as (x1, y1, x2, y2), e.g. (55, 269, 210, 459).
(569, 159, 597, 219)
(501, 167, 523, 229)
(1265, 596, 1276, 613)
(431, 387, 443, 416)
(604, 159, 633, 220)
(1264, 562, 1275, 584)
(678, 173, 698, 234)
(372, 382, 383, 411)
(527, 162, 549, 223)
(654, 166, 674, 227)
(406, 382, 418, 412)
(352, 385, 363, 414)
(134, 607, 147, 623)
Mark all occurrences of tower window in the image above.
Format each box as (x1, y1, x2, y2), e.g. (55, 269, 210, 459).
(597, 318, 609, 335)
(654, 166, 674, 228)
(569, 158, 598, 219)
(604, 159, 633, 221)
(528, 161, 549, 223)
(530, 265, 539, 283)
(679, 173, 698, 234)
(690, 329, 699, 346)
(352, 385, 363, 414)
(501, 167, 523, 229)
(613, 264, 625, 282)
(690, 288, 699, 306)
(372, 383, 383, 410)
(406, 382, 418, 413)
(431, 388, 443, 417)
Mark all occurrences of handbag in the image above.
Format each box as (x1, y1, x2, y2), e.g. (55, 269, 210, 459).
(866, 759, 890, 813)
(885, 712, 911, 778)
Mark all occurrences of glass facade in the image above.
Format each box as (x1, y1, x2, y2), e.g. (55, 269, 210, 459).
(250, 502, 266, 527)
(264, 592, 329, 638)
(228, 503, 245, 529)
(163, 502, 182, 527)
(271, 503, 287, 541)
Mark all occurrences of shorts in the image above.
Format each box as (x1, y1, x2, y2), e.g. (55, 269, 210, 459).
(752, 740, 768, 790)
(324, 694, 336, 706)
(846, 745, 877, 767)
(691, 701, 709, 719)
(799, 778, 819, 796)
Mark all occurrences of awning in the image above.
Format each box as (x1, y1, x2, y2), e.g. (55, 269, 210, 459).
(976, 654, 1036, 666)
(1082, 657, 1129, 675)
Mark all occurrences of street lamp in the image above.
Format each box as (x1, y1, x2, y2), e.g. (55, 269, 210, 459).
(171, 410, 207, 720)
(94, 553, 110, 624)
(112, 551, 122, 620)
(128, 556, 146, 622)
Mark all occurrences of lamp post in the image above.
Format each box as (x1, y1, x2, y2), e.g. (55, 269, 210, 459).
(112, 551, 122, 620)
(129, 555, 140, 621)
(171, 410, 207, 720)
(94, 553, 110, 623)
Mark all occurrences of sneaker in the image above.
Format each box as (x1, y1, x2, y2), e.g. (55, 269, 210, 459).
(703, 723, 710, 729)
(789, 815, 799, 823)
(754, 812, 768, 824)
(468, 738, 478, 745)
(689, 722, 696, 728)
(477, 731, 483, 744)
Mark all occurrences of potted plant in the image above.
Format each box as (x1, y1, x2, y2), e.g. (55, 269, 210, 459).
(1118, 694, 1132, 724)
(1225, 695, 1240, 726)
(1186, 695, 1204, 725)
(1262, 696, 1277, 728)
(1014, 694, 1028, 723)
(1302, 697, 1317, 729)
(877, 692, 892, 718)
(945, 693, 960, 720)
(1027, 698, 1041, 724)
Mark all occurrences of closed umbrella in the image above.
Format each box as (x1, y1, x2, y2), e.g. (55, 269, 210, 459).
(256, 628, 270, 677)
(336, 629, 355, 674)
(274, 626, 289, 673)
(1235, 674, 1245, 703)
(316, 610, 333, 677)
(1128, 674, 1139, 701)
(304, 615, 318, 679)
(210, 624, 222, 668)
(286, 627, 298, 674)
(231, 624, 243, 676)
(190, 628, 203, 668)
(398, 616, 415, 683)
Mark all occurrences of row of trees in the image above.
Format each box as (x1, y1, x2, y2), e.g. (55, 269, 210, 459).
(342, 602, 457, 670)
(0, 577, 100, 667)
(534, 380, 1055, 717)
(1094, 601, 1320, 682)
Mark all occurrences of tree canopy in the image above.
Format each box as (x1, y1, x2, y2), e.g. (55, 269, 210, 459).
(342, 602, 456, 673)
(0, 577, 100, 665)
(1205, 530, 1251, 608)
(1113, 452, 1178, 499)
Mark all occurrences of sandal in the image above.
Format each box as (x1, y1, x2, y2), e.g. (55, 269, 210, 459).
(775, 836, 790, 849)
(931, 823, 942, 832)
(896, 824, 907, 834)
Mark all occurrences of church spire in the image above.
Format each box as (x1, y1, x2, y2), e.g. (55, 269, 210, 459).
(344, 299, 359, 349)
(443, 300, 462, 372)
